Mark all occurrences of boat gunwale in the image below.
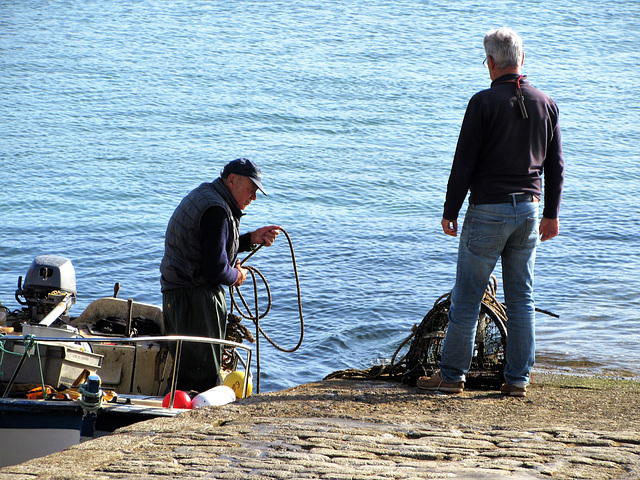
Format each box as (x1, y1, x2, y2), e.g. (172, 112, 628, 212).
(0, 334, 253, 404)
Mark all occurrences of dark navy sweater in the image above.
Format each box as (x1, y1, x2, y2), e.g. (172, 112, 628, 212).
(443, 73, 564, 220)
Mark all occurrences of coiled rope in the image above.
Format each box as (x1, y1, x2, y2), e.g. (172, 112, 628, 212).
(225, 227, 304, 393)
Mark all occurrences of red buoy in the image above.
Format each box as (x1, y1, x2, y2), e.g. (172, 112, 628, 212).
(162, 390, 192, 409)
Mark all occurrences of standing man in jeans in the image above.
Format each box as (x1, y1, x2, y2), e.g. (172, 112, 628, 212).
(418, 27, 564, 397)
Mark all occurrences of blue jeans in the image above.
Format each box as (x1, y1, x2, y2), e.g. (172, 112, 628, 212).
(440, 201, 539, 387)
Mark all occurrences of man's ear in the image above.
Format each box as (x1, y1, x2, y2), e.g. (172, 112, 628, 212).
(225, 173, 237, 186)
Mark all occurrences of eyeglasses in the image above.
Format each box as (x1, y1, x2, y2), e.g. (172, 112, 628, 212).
(483, 57, 488, 68)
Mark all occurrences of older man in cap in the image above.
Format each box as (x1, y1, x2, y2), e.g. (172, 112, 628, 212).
(160, 158, 280, 392)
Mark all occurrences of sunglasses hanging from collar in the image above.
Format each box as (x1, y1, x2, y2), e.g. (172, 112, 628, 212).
(515, 75, 528, 119)
(494, 75, 529, 119)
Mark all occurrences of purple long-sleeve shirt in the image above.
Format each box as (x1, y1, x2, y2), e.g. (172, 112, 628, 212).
(443, 74, 564, 220)
(201, 207, 252, 286)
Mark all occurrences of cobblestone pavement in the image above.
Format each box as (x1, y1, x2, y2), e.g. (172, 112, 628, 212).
(2, 377, 639, 479)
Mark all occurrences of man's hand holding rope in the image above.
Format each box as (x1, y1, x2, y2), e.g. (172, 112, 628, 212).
(251, 225, 280, 246)
(234, 225, 281, 287)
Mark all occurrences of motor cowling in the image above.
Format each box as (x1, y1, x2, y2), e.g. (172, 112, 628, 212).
(15, 255, 77, 322)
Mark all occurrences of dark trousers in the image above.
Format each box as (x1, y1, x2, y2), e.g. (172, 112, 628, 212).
(162, 284, 227, 392)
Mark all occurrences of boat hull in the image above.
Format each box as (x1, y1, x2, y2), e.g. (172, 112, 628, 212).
(0, 398, 86, 467)
(0, 396, 182, 468)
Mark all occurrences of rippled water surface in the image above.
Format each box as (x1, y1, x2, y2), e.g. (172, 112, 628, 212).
(2, 0, 639, 391)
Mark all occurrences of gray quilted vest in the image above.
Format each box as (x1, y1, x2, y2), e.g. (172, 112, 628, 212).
(160, 178, 241, 291)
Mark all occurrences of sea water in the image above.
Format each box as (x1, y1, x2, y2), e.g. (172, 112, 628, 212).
(1, 0, 639, 392)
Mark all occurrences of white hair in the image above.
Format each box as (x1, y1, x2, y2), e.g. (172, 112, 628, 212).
(484, 27, 523, 70)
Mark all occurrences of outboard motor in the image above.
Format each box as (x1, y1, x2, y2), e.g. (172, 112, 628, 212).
(15, 255, 77, 325)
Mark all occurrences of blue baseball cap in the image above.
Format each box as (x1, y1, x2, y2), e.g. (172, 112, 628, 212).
(221, 158, 267, 195)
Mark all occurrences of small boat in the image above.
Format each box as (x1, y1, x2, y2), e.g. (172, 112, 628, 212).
(0, 255, 252, 467)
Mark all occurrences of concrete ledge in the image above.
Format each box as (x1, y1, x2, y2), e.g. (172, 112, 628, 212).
(2, 374, 639, 479)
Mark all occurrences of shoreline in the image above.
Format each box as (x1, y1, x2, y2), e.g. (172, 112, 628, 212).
(1, 373, 639, 479)
(534, 353, 640, 383)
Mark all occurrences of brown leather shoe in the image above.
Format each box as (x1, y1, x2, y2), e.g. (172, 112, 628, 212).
(416, 371, 464, 394)
(500, 383, 527, 397)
